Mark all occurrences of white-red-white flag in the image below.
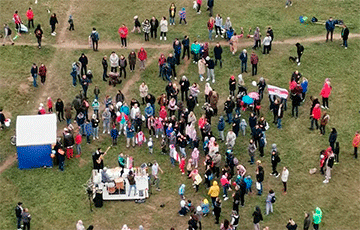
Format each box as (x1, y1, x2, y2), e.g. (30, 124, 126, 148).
(267, 85, 289, 99)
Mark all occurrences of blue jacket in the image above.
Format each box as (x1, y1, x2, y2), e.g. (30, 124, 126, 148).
(239, 52, 248, 63)
(325, 19, 338, 31)
(182, 38, 189, 47)
(301, 80, 308, 93)
(174, 44, 181, 54)
(227, 28, 234, 39)
(76, 114, 85, 126)
(144, 105, 154, 118)
(244, 177, 252, 189)
(84, 123, 93, 136)
(111, 128, 118, 139)
(70, 66, 77, 77)
(208, 0, 214, 7)
(217, 116, 225, 131)
(179, 184, 185, 195)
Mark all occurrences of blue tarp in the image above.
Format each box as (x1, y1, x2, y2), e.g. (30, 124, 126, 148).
(17, 145, 53, 169)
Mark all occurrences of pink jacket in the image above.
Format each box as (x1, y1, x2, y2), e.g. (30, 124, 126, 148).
(320, 82, 332, 98)
(191, 148, 199, 160)
(220, 175, 229, 187)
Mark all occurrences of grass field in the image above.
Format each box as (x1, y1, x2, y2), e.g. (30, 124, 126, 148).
(0, 0, 359, 230)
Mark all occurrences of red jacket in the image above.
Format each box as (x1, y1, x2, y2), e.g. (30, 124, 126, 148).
(26, 9, 34, 20)
(207, 21, 214, 30)
(118, 26, 128, 38)
(13, 13, 21, 24)
(198, 117, 206, 129)
(47, 99, 53, 109)
(138, 49, 147, 61)
(197, 0, 202, 5)
(159, 106, 167, 120)
(353, 134, 360, 147)
(75, 134, 82, 144)
(39, 65, 47, 76)
(158, 56, 166, 66)
(312, 105, 321, 120)
(250, 53, 259, 65)
(320, 82, 332, 98)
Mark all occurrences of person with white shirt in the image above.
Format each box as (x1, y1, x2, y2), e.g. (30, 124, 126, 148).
(262, 33, 272, 54)
(281, 166, 289, 194)
(109, 51, 119, 72)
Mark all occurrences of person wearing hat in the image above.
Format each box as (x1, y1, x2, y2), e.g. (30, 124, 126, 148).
(15, 202, 23, 230)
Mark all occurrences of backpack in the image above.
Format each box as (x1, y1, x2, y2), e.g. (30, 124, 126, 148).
(91, 31, 99, 41)
(271, 196, 276, 203)
(7, 27, 12, 35)
(311, 17, 318, 23)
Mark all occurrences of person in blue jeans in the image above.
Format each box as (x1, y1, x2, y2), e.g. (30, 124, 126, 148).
(239, 49, 248, 73)
(15, 202, 23, 230)
(70, 62, 78, 87)
(127, 171, 137, 196)
(84, 120, 92, 144)
(30, 63, 38, 87)
(341, 24, 349, 49)
(277, 103, 284, 129)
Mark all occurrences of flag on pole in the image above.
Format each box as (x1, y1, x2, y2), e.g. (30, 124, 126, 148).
(267, 85, 289, 99)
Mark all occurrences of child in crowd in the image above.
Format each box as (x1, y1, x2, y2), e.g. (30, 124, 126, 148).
(47, 97, 53, 113)
(179, 157, 186, 174)
(147, 137, 153, 154)
(179, 184, 186, 199)
(110, 125, 118, 146)
(191, 147, 199, 168)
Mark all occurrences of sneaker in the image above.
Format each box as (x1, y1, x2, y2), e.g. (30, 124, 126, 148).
(96, 136, 99, 139)
(206, 78, 210, 81)
(321, 105, 325, 109)
(221, 35, 224, 38)
(285, 5, 288, 8)
(345, 47, 347, 49)
(164, 37, 167, 41)
(160, 37, 163, 40)
(108, 131, 110, 134)
(93, 137, 96, 140)
(224, 197, 229, 201)
(200, 77, 204, 81)
(193, 61, 196, 63)
(223, 194, 226, 197)
(196, 104, 199, 106)
(297, 62, 301, 66)
(212, 79, 215, 83)
(197, 11, 201, 14)
(323, 180, 329, 184)
(156, 188, 161, 191)
(276, 173, 280, 178)
(325, 106, 329, 109)
(156, 135, 159, 138)
(215, 35, 218, 38)
(103, 130, 106, 134)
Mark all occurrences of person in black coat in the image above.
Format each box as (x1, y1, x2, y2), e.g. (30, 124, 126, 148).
(224, 97, 235, 124)
(102, 56, 108, 81)
(252, 206, 263, 227)
(239, 179, 247, 207)
(187, 95, 196, 112)
(165, 82, 175, 101)
(270, 151, 281, 177)
(213, 198, 222, 224)
(214, 43, 223, 68)
(79, 53, 88, 76)
(167, 53, 177, 79)
(55, 98, 65, 122)
(182, 35, 190, 60)
(249, 113, 257, 130)
(150, 16, 159, 38)
(329, 128, 337, 150)
(267, 27, 274, 51)
(341, 24, 349, 49)
(208, 0, 214, 17)
(296, 43, 304, 66)
(92, 148, 104, 171)
(229, 76, 236, 96)
(49, 13, 58, 34)
(179, 76, 190, 101)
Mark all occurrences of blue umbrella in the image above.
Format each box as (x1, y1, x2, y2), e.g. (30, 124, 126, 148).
(242, 95, 254, 105)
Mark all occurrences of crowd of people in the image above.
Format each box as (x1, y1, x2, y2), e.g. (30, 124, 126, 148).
(2, 1, 355, 230)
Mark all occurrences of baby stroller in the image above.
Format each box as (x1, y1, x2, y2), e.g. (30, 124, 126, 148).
(108, 72, 122, 87)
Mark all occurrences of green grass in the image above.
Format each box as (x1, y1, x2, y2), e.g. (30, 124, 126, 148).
(0, 1, 359, 229)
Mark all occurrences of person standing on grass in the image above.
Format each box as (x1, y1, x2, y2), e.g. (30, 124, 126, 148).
(252, 206, 263, 230)
(34, 24, 43, 49)
(207, 17, 215, 40)
(49, 13, 58, 36)
(90, 28, 99, 51)
(142, 19, 151, 41)
(169, 3, 176, 25)
(320, 78, 332, 109)
(128, 50, 137, 72)
(173, 39, 181, 65)
(352, 131, 360, 159)
(265, 189, 275, 215)
(118, 24, 129, 48)
(328, 127, 337, 150)
(281, 166, 289, 194)
(26, 7, 34, 29)
(323, 149, 335, 184)
(13, 11, 22, 35)
(191, 40, 201, 63)
(319, 112, 330, 135)
(21, 208, 31, 230)
(56, 98, 65, 122)
(253, 27, 261, 50)
(68, 15, 74, 31)
(214, 14, 223, 38)
(213, 197, 222, 225)
(138, 47, 147, 70)
(39, 63, 47, 85)
(239, 49, 248, 73)
(208, 0, 214, 17)
(250, 51, 259, 76)
(160, 16, 168, 41)
(303, 212, 311, 230)
(75, 131, 82, 157)
(182, 35, 190, 60)
(30, 63, 38, 87)
(214, 42, 223, 68)
(325, 17, 338, 42)
(179, 8, 187, 25)
(79, 53, 88, 76)
(15, 202, 23, 230)
(295, 43, 304, 66)
(285, 0, 292, 8)
(205, 56, 215, 83)
(167, 53, 177, 79)
(262, 33, 272, 54)
(312, 207, 322, 230)
(101, 56, 108, 81)
(341, 24, 349, 49)
(119, 54, 127, 79)
(110, 51, 119, 73)
(2, 24, 14, 46)
(131, 16, 141, 33)
(150, 16, 159, 38)
(310, 104, 321, 130)
(256, 160, 264, 195)
(286, 218, 297, 230)
(267, 27, 274, 51)
(180, 76, 190, 101)
(270, 151, 281, 177)
(151, 160, 164, 191)
(80, 75, 90, 98)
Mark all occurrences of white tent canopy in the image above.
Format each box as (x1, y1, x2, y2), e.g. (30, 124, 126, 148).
(16, 114, 57, 146)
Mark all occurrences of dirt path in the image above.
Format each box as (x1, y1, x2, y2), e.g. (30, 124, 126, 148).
(0, 154, 16, 174)
(13, 33, 360, 51)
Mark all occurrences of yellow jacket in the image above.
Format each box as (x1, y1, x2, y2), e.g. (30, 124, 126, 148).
(208, 181, 220, 197)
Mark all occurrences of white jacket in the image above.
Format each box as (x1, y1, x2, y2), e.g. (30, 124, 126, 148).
(281, 169, 289, 182)
(110, 54, 119, 67)
(263, 36, 272, 46)
(160, 19, 168, 32)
